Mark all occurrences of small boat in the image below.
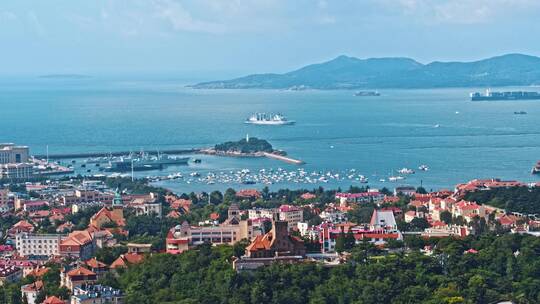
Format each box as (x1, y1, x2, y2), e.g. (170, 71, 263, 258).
(354, 91, 380, 97)
(418, 164, 429, 171)
(532, 161, 540, 175)
(398, 168, 415, 174)
(388, 176, 404, 182)
(514, 111, 527, 115)
(434, 124, 440, 128)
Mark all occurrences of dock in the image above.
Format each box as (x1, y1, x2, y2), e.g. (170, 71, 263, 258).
(33, 148, 201, 160)
(32, 148, 304, 165)
(263, 152, 305, 165)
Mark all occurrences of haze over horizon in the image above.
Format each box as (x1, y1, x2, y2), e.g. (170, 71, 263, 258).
(2, 0, 540, 77)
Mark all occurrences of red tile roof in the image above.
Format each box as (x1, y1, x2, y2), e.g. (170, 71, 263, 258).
(66, 266, 96, 277)
(43, 296, 66, 304)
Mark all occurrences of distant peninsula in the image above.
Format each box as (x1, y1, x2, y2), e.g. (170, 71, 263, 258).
(192, 53, 540, 90)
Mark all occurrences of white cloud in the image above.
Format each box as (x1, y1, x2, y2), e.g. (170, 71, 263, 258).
(0, 11, 17, 21)
(384, 0, 540, 24)
(153, 0, 224, 34)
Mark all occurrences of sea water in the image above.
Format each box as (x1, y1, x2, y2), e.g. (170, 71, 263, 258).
(1, 76, 539, 193)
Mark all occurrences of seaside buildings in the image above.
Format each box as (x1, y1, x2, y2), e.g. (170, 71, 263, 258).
(0, 143, 33, 179)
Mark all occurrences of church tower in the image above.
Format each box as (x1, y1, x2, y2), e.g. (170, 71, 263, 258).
(111, 190, 124, 219)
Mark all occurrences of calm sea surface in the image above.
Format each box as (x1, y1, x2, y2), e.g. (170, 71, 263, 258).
(1, 76, 540, 193)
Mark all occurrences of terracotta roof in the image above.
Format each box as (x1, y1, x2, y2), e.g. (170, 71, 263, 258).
(300, 193, 316, 200)
(27, 267, 49, 278)
(21, 280, 43, 292)
(60, 230, 93, 247)
(85, 257, 108, 269)
(236, 189, 261, 198)
(66, 266, 96, 277)
(13, 220, 34, 229)
(91, 207, 125, 226)
(43, 296, 66, 304)
(246, 234, 272, 252)
(279, 205, 301, 212)
(209, 212, 220, 220)
(110, 253, 144, 269)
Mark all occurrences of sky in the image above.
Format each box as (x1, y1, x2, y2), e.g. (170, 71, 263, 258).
(1, 0, 540, 78)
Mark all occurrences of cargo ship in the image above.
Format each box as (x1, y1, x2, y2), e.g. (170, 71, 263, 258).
(104, 153, 189, 172)
(354, 91, 380, 97)
(245, 113, 295, 125)
(470, 89, 540, 101)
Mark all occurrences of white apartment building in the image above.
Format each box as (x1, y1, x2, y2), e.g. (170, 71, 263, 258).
(278, 205, 304, 230)
(15, 233, 65, 257)
(248, 208, 278, 220)
(0, 163, 33, 179)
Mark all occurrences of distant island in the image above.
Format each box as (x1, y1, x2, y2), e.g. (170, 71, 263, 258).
(214, 137, 276, 154)
(192, 53, 540, 90)
(202, 137, 304, 164)
(39, 74, 91, 79)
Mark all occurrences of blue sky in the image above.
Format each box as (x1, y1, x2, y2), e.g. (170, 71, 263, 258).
(1, 0, 540, 77)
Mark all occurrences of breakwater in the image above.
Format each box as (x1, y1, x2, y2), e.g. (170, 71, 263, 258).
(34, 148, 201, 160)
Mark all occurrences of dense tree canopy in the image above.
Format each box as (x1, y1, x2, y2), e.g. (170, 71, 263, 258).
(465, 186, 540, 214)
(99, 234, 540, 304)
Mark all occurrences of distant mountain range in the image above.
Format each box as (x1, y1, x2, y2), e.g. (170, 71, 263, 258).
(192, 54, 540, 89)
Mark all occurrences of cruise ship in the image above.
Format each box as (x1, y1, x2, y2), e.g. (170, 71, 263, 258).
(470, 89, 540, 101)
(245, 113, 295, 125)
(104, 153, 189, 172)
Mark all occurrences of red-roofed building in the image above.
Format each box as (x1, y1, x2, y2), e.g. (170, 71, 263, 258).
(89, 206, 125, 229)
(236, 189, 262, 199)
(110, 253, 145, 269)
(452, 201, 485, 221)
(84, 258, 108, 277)
(383, 195, 400, 204)
(21, 280, 43, 304)
(300, 193, 316, 200)
(59, 230, 95, 260)
(8, 220, 34, 237)
(61, 267, 97, 291)
(42, 296, 66, 304)
(209, 212, 220, 221)
(245, 220, 305, 258)
(170, 199, 191, 214)
(498, 214, 520, 228)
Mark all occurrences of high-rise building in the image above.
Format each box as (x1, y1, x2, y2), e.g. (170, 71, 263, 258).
(0, 144, 29, 164)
